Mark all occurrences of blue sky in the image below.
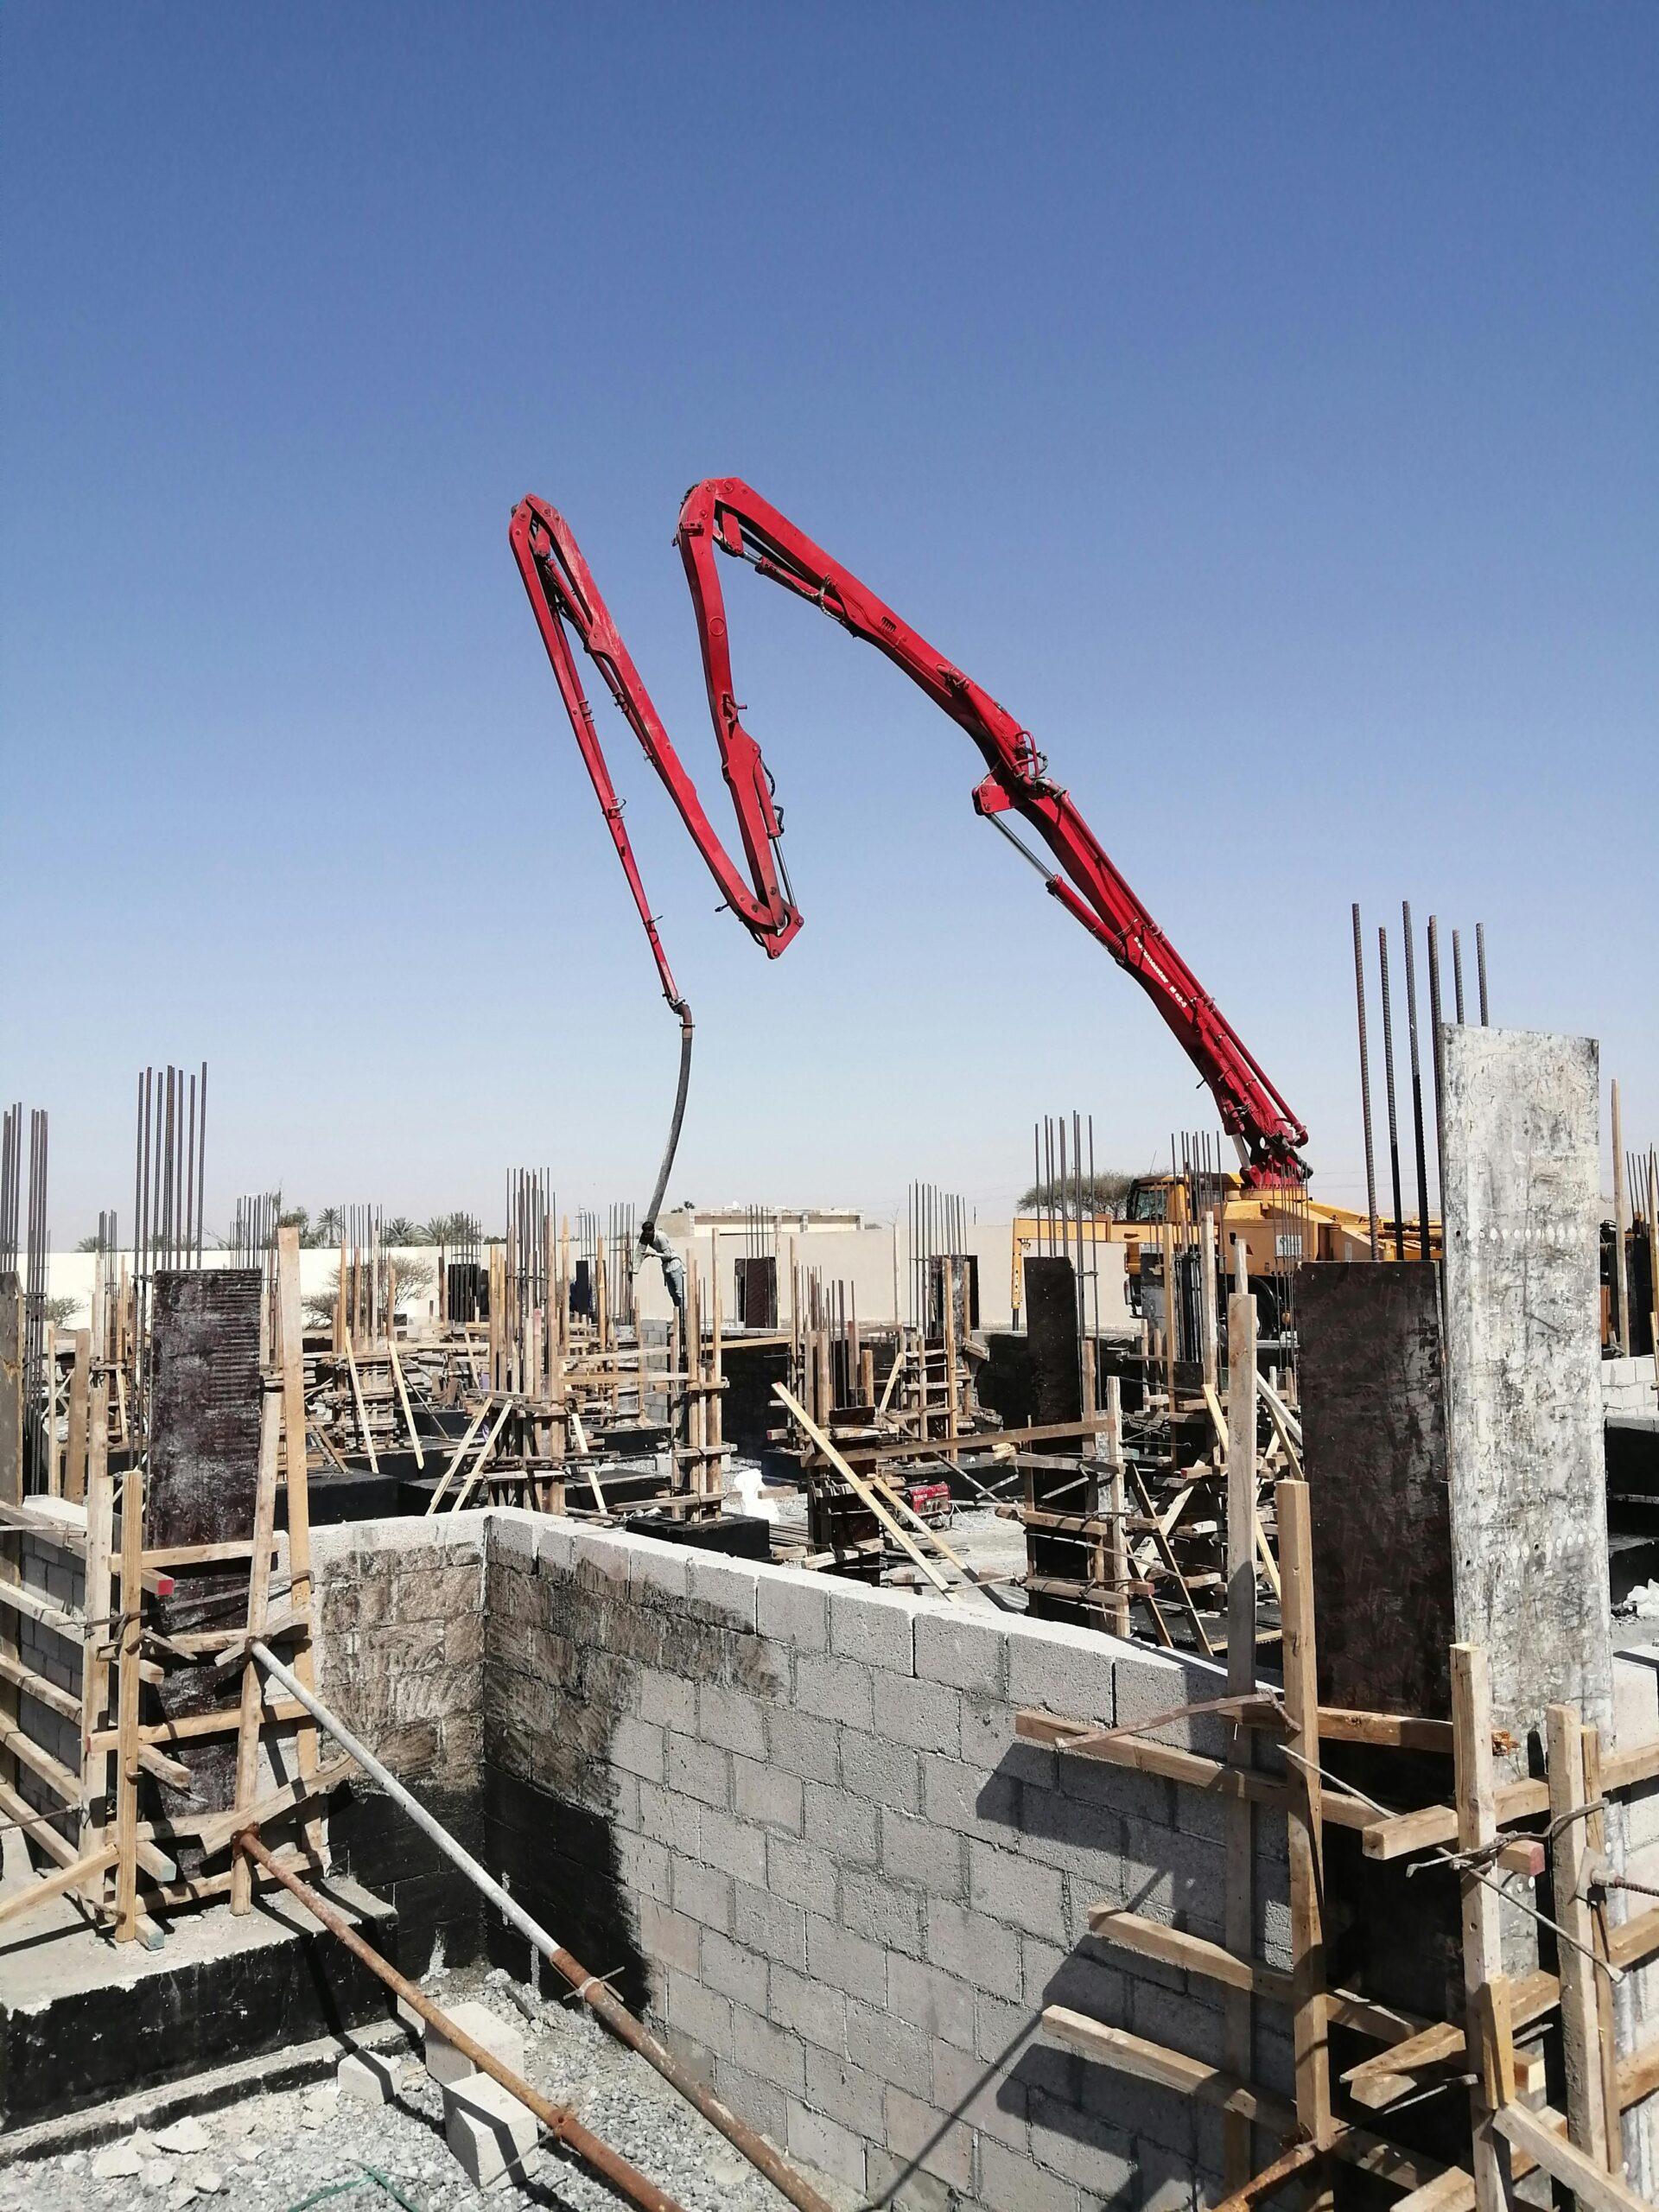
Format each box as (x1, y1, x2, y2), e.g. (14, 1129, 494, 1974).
(3, 4, 1655, 1239)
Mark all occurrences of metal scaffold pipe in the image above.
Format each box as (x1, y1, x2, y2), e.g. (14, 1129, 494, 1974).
(249, 1640, 838, 2212)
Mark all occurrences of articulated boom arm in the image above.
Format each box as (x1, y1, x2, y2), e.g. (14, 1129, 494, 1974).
(510, 480, 1310, 1186)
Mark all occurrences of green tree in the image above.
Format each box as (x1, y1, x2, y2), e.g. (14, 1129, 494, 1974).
(1019, 1169, 1136, 1217)
(382, 1217, 421, 1246)
(423, 1211, 481, 1247)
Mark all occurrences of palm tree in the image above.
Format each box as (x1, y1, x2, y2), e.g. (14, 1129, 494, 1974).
(382, 1216, 421, 1246)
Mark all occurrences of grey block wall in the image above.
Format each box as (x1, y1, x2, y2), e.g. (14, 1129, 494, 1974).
(473, 1511, 1292, 2212)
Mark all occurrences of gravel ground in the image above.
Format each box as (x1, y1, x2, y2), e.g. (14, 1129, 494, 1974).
(0, 1967, 855, 2212)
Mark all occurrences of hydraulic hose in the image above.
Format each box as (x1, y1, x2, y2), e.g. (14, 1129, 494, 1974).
(639, 1002, 695, 1312)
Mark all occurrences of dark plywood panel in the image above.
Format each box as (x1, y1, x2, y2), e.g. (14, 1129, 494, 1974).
(1023, 1257, 1082, 1427)
(146, 1269, 263, 1828)
(1298, 1262, 1452, 1719)
(149, 1269, 262, 1549)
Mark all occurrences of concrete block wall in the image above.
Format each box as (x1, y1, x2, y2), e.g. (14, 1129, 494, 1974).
(477, 1510, 1292, 2211)
(13, 1511, 85, 1845)
(311, 1514, 488, 1968)
(1605, 1355, 1659, 1420)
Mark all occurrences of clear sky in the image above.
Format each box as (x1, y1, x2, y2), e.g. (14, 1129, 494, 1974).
(3, 4, 1655, 1243)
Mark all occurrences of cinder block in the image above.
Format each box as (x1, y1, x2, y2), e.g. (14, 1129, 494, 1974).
(667, 1732, 733, 1810)
(698, 1681, 769, 1759)
(766, 1706, 841, 1782)
(734, 1879, 808, 1971)
(697, 1804, 768, 1887)
(883, 2082, 974, 2191)
(766, 1832, 841, 1916)
(616, 1831, 671, 1906)
(920, 1754, 1020, 1841)
(846, 1994, 934, 2094)
(969, 1839, 1067, 1942)
(880, 1808, 966, 1898)
(839, 1866, 924, 1956)
(827, 1582, 916, 1674)
(687, 1550, 759, 1630)
(611, 1716, 665, 1783)
(840, 1728, 921, 1812)
(804, 2042, 880, 2131)
(785, 2099, 867, 2193)
(671, 1855, 734, 1934)
(639, 1781, 702, 1857)
(734, 2005, 807, 2096)
(701, 1927, 768, 2009)
(1004, 1614, 1117, 1728)
(770, 1961, 849, 2053)
(805, 1912, 889, 1999)
(637, 1669, 697, 1732)
(887, 1952, 976, 2054)
(914, 1607, 1008, 1698)
(1113, 1648, 1231, 1755)
(793, 1652, 875, 1732)
(443, 2073, 538, 2190)
(337, 2048, 399, 2105)
(980, 2134, 1083, 2212)
(881, 1674, 963, 1753)
(664, 1967, 735, 2058)
(734, 1753, 804, 1834)
(801, 1783, 878, 1866)
(711, 2055, 789, 2147)
(424, 2001, 526, 2088)
(626, 1536, 690, 1605)
(933, 2035, 1030, 2149)
(755, 1568, 831, 1654)
(924, 1898, 1023, 1993)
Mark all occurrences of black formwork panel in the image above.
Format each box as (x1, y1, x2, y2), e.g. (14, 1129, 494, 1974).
(1298, 1261, 1453, 1720)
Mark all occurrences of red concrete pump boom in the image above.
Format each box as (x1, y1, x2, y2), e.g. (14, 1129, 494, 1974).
(509, 480, 1310, 1189)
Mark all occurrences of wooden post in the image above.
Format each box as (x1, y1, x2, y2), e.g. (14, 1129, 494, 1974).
(276, 1228, 321, 1849)
(709, 1230, 723, 1492)
(1222, 1289, 1261, 2186)
(231, 1378, 283, 1913)
(1161, 1221, 1177, 1404)
(334, 1238, 346, 1356)
(79, 1367, 113, 1878)
(1546, 1703, 1610, 2170)
(1452, 1642, 1515, 2212)
(1226, 1292, 1259, 1672)
(1201, 1210, 1219, 1395)
(1580, 1726, 1622, 2169)
(1611, 1081, 1630, 1353)
(45, 1321, 60, 1495)
(1104, 1375, 1129, 1639)
(113, 1462, 144, 1942)
(66, 1328, 91, 1504)
(942, 1257, 960, 1465)
(1277, 1480, 1332, 2195)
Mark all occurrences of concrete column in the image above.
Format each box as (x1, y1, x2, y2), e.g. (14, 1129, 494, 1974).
(1441, 1026, 1611, 1739)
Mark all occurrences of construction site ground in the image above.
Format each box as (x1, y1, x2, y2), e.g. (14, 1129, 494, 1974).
(0, 1967, 851, 2212)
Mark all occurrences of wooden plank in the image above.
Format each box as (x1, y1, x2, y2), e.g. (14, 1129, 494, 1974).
(1014, 1707, 1376, 1829)
(1452, 1642, 1513, 2212)
(1342, 1968, 1560, 2109)
(1319, 1707, 1456, 1753)
(1087, 1906, 1291, 2005)
(1547, 1703, 1610, 2169)
(0, 1840, 119, 1930)
(79, 1365, 113, 1891)
(343, 1335, 379, 1473)
(1223, 1287, 1258, 2192)
(65, 1329, 90, 1504)
(0, 1714, 81, 1804)
(1581, 1726, 1624, 2174)
(1279, 1478, 1332, 2184)
(1361, 1775, 1550, 1861)
(1040, 2007, 1296, 2130)
(193, 1749, 358, 1858)
(1610, 1902, 1659, 1973)
(425, 1397, 491, 1515)
(0, 1645, 80, 1724)
(775, 1385, 961, 1602)
(1492, 2103, 1649, 2212)
(89, 1697, 305, 1752)
(113, 1461, 144, 1942)
(231, 1378, 283, 1912)
(1209, 2140, 1324, 2212)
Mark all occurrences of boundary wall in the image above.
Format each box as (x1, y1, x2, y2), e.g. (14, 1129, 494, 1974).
(314, 1509, 1292, 2211)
